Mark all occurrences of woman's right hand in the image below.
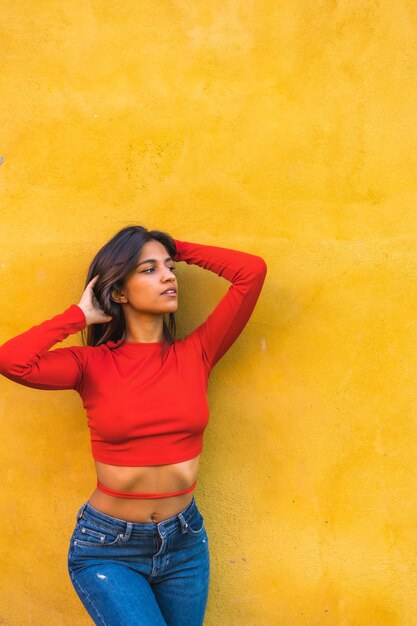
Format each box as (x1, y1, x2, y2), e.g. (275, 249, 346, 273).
(77, 275, 113, 326)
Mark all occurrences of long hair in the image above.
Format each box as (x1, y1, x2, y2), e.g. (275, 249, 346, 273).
(80, 224, 177, 360)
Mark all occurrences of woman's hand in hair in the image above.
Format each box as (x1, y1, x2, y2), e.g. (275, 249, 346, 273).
(77, 275, 113, 326)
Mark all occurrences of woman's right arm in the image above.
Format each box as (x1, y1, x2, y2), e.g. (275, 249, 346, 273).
(0, 275, 111, 391)
(0, 304, 88, 391)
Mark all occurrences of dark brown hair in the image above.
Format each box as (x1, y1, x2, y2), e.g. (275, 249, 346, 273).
(80, 224, 177, 359)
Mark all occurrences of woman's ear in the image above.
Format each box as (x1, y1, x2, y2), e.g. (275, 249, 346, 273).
(111, 290, 121, 303)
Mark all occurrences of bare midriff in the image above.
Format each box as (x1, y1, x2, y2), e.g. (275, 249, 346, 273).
(87, 454, 201, 523)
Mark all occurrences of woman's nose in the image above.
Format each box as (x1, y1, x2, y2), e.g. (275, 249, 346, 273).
(162, 268, 175, 281)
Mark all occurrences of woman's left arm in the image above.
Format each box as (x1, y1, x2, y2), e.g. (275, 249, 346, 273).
(174, 239, 267, 371)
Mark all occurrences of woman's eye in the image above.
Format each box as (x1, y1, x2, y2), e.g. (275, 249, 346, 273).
(142, 266, 176, 273)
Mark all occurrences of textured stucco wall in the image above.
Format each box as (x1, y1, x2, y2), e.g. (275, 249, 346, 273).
(1, 2, 417, 625)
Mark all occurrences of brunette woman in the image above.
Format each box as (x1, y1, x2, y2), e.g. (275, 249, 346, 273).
(0, 224, 267, 626)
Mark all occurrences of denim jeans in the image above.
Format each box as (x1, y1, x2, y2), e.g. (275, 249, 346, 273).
(67, 496, 210, 626)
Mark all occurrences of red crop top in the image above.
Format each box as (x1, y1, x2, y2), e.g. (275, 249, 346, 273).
(0, 240, 267, 466)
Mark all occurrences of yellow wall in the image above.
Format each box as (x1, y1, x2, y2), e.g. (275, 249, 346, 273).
(1, 1, 417, 624)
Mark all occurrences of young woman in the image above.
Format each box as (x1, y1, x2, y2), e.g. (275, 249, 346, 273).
(0, 225, 267, 626)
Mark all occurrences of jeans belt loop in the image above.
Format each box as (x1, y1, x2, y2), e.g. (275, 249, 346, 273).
(177, 512, 189, 534)
(121, 522, 133, 542)
(77, 501, 88, 521)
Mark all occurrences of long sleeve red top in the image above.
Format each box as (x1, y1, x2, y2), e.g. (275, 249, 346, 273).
(0, 240, 267, 466)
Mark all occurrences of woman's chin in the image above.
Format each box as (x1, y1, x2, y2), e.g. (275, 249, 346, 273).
(163, 303, 178, 312)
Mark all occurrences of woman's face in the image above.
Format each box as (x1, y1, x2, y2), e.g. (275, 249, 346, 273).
(121, 239, 178, 314)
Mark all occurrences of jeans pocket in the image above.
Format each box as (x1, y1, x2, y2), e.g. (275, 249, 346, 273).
(73, 519, 123, 548)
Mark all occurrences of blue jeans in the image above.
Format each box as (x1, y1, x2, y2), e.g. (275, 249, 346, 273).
(67, 497, 210, 625)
